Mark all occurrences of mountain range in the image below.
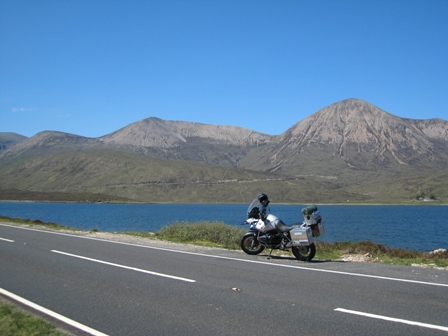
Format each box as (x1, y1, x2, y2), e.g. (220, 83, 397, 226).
(1, 98, 447, 203)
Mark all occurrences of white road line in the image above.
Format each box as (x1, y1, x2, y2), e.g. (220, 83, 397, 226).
(0, 237, 14, 242)
(51, 250, 196, 283)
(0, 287, 109, 336)
(335, 308, 448, 332)
(2, 224, 447, 288)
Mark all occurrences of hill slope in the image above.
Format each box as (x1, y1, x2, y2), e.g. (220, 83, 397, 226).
(0, 132, 27, 151)
(0, 148, 358, 203)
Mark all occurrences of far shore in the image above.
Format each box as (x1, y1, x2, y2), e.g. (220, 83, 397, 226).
(0, 199, 447, 206)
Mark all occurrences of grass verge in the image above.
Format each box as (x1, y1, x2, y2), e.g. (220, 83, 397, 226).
(0, 216, 76, 231)
(0, 301, 69, 336)
(315, 241, 448, 267)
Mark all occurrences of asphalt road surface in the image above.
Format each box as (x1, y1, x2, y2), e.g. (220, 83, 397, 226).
(1, 223, 447, 336)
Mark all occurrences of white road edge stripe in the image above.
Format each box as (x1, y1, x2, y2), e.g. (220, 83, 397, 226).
(0, 237, 14, 242)
(51, 250, 196, 283)
(335, 308, 448, 332)
(0, 287, 109, 336)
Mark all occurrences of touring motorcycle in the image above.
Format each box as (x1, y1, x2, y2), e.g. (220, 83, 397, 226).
(240, 194, 324, 261)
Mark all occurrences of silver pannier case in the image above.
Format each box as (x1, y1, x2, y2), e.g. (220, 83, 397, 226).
(290, 227, 314, 246)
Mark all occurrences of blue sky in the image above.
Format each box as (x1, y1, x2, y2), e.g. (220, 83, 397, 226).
(1, 0, 447, 138)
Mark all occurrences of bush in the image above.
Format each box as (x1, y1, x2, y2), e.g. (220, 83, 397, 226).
(156, 221, 246, 249)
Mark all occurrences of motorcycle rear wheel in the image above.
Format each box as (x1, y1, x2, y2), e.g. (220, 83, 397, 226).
(240, 235, 265, 255)
(291, 243, 316, 261)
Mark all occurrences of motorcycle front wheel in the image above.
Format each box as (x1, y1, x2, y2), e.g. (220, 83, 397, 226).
(291, 243, 316, 261)
(240, 234, 265, 255)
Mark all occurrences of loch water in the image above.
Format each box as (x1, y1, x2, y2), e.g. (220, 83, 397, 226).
(0, 202, 447, 252)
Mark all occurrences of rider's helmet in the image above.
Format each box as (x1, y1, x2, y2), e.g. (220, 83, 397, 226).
(258, 193, 270, 207)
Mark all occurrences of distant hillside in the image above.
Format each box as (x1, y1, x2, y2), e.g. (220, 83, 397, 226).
(0, 148, 358, 203)
(0, 132, 27, 151)
(1, 99, 447, 203)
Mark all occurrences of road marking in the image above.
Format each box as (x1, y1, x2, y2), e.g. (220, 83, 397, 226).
(2, 224, 447, 288)
(0, 237, 14, 242)
(335, 308, 448, 332)
(51, 250, 196, 283)
(0, 287, 109, 336)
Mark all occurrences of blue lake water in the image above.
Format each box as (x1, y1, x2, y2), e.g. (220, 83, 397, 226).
(0, 202, 447, 252)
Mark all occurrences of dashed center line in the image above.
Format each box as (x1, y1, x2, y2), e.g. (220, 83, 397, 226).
(335, 308, 448, 332)
(0, 237, 14, 243)
(51, 250, 196, 283)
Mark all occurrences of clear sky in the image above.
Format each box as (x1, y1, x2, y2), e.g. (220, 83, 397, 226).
(1, 0, 447, 138)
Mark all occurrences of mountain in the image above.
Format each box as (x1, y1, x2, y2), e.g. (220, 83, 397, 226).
(1, 98, 447, 203)
(0, 120, 273, 169)
(100, 117, 272, 148)
(0, 131, 99, 162)
(240, 99, 448, 175)
(98, 118, 273, 167)
(0, 132, 27, 151)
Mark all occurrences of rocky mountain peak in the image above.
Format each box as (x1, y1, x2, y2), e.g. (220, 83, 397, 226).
(284, 98, 398, 143)
(258, 99, 448, 172)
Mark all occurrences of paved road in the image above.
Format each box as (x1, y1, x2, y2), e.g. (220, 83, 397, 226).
(1, 223, 448, 335)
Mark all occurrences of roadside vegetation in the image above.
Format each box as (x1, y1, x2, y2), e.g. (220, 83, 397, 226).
(0, 300, 69, 336)
(314, 240, 448, 267)
(155, 220, 245, 249)
(2, 216, 447, 267)
(0, 216, 75, 231)
(153, 221, 448, 268)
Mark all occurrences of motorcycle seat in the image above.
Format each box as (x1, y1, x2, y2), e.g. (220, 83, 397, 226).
(276, 220, 294, 233)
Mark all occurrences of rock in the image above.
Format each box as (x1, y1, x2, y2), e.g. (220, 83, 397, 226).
(430, 248, 447, 255)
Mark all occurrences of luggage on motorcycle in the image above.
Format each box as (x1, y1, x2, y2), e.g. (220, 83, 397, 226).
(290, 227, 314, 246)
(309, 220, 325, 238)
(303, 210, 321, 225)
(302, 204, 321, 223)
(301, 204, 324, 237)
(301, 204, 318, 216)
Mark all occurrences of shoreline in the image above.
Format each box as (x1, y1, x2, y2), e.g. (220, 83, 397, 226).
(1, 199, 447, 206)
(1, 221, 447, 271)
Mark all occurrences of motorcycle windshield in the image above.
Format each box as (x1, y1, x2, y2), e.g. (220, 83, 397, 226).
(247, 197, 261, 214)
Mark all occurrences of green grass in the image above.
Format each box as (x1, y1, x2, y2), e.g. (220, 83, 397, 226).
(2, 148, 447, 204)
(156, 220, 246, 249)
(0, 301, 70, 336)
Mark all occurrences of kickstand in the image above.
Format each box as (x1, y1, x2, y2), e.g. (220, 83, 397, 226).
(267, 248, 274, 260)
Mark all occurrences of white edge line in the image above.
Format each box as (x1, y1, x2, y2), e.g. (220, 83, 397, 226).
(2, 223, 447, 288)
(0, 237, 15, 242)
(0, 287, 109, 336)
(51, 250, 196, 283)
(335, 308, 448, 332)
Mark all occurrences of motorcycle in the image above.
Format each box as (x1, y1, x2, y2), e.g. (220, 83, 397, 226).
(240, 194, 325, 261)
